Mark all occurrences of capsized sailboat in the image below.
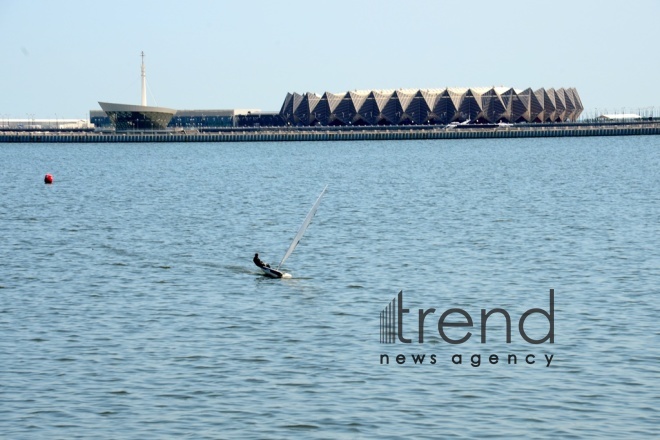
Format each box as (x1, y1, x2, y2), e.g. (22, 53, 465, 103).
(260, 185, 328, 278)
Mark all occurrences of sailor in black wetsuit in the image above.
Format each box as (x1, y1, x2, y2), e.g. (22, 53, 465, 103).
(254, 252, 283, 278)
(253, 253, 269, 268)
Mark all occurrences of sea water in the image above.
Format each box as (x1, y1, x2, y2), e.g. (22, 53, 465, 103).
(0, 136, 658, 438)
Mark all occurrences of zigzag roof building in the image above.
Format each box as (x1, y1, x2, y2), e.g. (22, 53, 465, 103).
(279, 87, 583, 126)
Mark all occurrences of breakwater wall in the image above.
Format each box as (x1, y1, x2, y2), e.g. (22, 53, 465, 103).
(1, 123, 659, 143)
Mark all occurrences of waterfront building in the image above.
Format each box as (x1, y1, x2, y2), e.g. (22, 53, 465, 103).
(93, 55, 583, 129)
(90, 109, 277, 130)
(98, 102, 177, 130)
(0, 118, 93, 130)
(98, 52, 176, 130)
(278, 87, 584, 126)
(598, 113, 642, 121)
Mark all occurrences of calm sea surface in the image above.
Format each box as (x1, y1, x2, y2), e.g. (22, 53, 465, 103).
(1, 136, 658, 439)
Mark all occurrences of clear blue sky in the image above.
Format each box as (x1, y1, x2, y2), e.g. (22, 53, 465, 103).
(1, 0, 658, 119)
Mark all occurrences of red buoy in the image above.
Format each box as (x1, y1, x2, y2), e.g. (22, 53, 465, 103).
(44, 174, 53, 184)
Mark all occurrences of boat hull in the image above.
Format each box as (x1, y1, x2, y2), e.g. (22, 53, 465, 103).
(260, 266, 284, 278)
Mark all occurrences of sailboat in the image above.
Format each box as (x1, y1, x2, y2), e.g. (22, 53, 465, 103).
(260, 185, 328, 278)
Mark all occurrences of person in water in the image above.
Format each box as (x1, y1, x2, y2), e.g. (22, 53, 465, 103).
(253, 253, 270, 268)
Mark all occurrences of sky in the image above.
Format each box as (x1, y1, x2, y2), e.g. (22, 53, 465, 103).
(1, 0, 659, 119)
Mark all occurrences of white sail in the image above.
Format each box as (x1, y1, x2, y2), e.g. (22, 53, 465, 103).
(278, 185, 328, 269)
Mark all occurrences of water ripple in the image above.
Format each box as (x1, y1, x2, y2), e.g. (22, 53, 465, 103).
(0, 137, 658, 438)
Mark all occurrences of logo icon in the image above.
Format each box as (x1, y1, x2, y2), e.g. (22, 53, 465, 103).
(379, 291, 400, 344)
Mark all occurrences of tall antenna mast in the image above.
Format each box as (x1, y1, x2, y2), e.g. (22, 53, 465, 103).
(140, 51, 147, 106)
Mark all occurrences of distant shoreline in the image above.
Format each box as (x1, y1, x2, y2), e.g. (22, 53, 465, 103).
(1, 121, 659, 143)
